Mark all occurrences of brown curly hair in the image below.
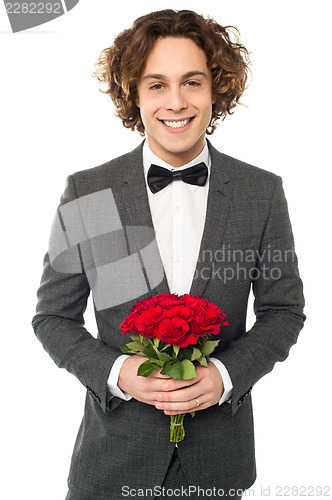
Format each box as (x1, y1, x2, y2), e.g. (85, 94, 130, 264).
(93, 9, 251, 135)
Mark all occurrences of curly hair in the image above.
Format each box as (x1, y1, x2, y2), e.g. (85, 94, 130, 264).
(93, 9, 251, 135)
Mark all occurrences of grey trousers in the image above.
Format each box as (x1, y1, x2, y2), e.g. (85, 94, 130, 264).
(159, 448, 243, 500)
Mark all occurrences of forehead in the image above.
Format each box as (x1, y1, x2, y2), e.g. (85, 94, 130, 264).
(141, 37, 209, 76)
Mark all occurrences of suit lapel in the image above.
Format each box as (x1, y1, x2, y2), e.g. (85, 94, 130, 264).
(119, 143, 153, 227)
(115, 141, 232, 299)
(190, 142, 232, 297)
(117, 142, 170, 295)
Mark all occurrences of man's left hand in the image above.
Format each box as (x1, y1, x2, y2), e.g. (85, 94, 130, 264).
(154, 361, 224, 415)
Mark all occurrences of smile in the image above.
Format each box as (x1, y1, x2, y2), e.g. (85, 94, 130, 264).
(161, 118, 193, 129)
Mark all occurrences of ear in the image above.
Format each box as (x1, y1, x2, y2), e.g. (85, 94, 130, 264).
(211, 90, 216, 105)
(135, 94, 140, 108)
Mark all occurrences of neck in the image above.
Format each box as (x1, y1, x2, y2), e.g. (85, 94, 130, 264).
(146, 138, 206, 168)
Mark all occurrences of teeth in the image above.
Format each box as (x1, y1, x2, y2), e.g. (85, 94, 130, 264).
(163, 119, 191, 129)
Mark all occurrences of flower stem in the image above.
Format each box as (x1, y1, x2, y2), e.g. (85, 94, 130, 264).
(170, 413, 186, 442)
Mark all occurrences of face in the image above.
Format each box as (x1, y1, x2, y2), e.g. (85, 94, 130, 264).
(136, 37, 215, 167)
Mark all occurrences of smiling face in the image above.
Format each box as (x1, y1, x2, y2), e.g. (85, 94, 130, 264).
(136, 37, 215, 167)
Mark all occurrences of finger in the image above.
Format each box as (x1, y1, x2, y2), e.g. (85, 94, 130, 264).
(133, 375, 171, 401)
(156, 395, 207, 414)
(152, 372, 171, 379)
(156, 386, 195, 403)
(159, 377, 198, 391)
(156, 388, 205, 406)
(160, 367, 210, 390)
(156, 376, 209, 401)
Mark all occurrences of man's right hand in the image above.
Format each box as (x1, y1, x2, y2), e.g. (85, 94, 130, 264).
(118, 354, 171, 406)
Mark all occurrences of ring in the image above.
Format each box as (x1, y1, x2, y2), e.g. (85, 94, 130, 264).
(195, 398, 200, 407)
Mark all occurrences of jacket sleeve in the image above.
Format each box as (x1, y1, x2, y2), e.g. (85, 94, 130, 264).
(215, 176, 305, 415)
(32, 175, 121, 413)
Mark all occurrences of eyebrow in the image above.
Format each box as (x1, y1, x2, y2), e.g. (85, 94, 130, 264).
(141, 71, 208, 81)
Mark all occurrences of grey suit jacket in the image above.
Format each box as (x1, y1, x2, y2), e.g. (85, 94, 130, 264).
(32, 141, 305, 499)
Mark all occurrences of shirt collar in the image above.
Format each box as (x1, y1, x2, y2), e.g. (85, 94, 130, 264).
(143, 139, 211, 177)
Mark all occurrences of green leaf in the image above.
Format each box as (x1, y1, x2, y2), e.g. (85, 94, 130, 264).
(190, 411, 196, 417)
(143, 344, 156, 358)
(137, 361, 160, 377)
(173, 345, 180, 357)
(181, 359, 197, 380)
(178, 348, 192, 361)
(119, 345, 131, 353)
(162, 361, 183, 380)
(129, 334, 141, 342)
(200, 340, 220, 356)
(156, 351, 172, 362)
(125, 341, 145, 352)
(160, 361, 172, 375)
(151, 359, 165, 367)
(197, 356, 208, 367)
(153, 337, 160, 349)
(191, 347, 202, 361)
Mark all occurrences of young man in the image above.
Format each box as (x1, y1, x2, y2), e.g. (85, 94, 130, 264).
(32, 9, 305, 500)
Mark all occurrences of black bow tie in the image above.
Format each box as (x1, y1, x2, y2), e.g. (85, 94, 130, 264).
(147, 162, 208, 194)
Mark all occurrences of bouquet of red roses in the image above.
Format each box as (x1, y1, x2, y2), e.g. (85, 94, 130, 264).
(120, 293, 228, 442)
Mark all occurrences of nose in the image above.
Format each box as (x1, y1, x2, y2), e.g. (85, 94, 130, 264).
(165, 87, 188, 112)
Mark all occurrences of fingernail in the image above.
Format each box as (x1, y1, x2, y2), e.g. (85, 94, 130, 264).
(155, 403, 163, 409)
(156, 393, 162, 400)
(162, 383, 169, 390)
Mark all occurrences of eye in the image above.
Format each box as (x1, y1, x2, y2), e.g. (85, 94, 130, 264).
(150, 83, 164, 90)
(185, 81, 201, 87)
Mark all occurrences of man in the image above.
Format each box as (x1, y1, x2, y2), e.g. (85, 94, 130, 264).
(32, 9, 305, 500)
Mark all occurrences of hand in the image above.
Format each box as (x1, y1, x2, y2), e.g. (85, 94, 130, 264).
(155, 362, 224, 415)
(118, 354, 171, 406)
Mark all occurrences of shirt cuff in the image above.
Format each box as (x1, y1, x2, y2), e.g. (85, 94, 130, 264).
(210, 357, 233, 405)
(107, 354, 132, 401)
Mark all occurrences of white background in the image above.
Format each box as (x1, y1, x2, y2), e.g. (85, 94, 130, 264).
(1, 1, 331, 499)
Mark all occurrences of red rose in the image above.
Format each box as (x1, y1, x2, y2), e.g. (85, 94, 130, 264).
(164, 305, 194, 322)
(123, 293, 228, 343)
(154, 293, 180, 309)
(191, 306, 224, 336)
(130, 296, 155, 314)
(120, 312, 140, 334)
(155, 318, 197, 347)
(134, 307, 163, 338)
(204, 301, 228, 326)
(180, 294, 203, 309)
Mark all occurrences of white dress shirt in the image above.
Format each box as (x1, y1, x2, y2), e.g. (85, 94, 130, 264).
(107, 140, 233, 405)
